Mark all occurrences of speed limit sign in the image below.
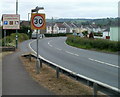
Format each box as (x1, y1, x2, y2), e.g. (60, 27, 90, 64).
(31, 13, 46, 30)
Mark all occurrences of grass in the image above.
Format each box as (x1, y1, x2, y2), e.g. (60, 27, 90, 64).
(20, 56, 107, 96)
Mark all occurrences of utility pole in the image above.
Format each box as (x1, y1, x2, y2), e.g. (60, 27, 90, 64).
(52, 17, 53, 34)
(28, 13, 31, 38)
(16, 0, 18, 49)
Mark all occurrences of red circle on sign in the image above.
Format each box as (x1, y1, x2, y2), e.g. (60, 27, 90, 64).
(32, 14, 44, 29)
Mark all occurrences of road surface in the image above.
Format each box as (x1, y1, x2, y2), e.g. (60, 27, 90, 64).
(29, 37, 119, 89)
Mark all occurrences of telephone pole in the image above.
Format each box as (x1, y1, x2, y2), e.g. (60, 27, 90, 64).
(16, 0, 18, 49)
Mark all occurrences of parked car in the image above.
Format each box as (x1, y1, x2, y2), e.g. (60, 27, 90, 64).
(32, 33, 45, 39)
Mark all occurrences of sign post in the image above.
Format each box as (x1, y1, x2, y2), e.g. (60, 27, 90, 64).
(31, 11, 45, 74)
(2, 14, 20, 47)
(4, 30, 6, 46)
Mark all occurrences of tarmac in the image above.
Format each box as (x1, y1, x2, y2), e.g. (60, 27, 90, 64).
(2, 41, 54, 95)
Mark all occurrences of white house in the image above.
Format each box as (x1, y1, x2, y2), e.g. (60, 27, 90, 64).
(102, 28, 110, 39)
(46, 22, 67, 34)
(54, 23, 67, 33)
(63, 22, 77, 33)
(110, 26, 120, 41)
(46, 22, 53, 34)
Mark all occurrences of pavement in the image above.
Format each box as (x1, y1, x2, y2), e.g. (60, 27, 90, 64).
(2, 41, 54, 95)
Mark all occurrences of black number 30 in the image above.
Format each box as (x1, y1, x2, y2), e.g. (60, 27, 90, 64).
(34, 18, 43, 24)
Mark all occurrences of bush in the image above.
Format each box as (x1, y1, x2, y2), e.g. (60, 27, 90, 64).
(66, 35, 119, 52)
(44, 33, 72, 37)
(2, 33, 29, 46)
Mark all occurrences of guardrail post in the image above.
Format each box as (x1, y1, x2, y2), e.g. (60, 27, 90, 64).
(36, 58, 40, 74)
(56, 67, 59, 78)
(87, 80, 90, 86)
(40, 59, 42, 68)
(29, 54, 31, 62)
(93, 83, 98, 97)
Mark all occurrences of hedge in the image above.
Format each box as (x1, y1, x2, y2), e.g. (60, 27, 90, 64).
(66, 35, 120, 52)
(44, 33, 72, 37)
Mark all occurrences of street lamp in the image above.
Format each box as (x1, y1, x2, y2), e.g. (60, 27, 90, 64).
(31, 6, 44, 74)
(31, 6, 44, 13)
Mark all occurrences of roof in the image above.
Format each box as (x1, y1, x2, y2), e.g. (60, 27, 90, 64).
(56, 23, 66, 28)
(103, 28, 110, 32)
(20, 21, 30, 27)
(64, 22, 77, 28)
(46, 22, 55, 26)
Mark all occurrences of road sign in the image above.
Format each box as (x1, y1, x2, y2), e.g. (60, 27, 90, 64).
(2, 14, 20, 30)
(31, 13, 46, 30)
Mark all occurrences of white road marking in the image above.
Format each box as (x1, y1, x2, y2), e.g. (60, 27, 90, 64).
(49, 45, 53, 47)
(55, 48, 62, 51)
(48, 40, 62, 51)
(89, 58, 119, 68)
(74, 54, 79, 56)
(65, 51, 79, 56)
(48, 40, 53, 47)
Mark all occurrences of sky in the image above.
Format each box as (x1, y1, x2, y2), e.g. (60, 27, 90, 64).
(0, 0, 120, 20)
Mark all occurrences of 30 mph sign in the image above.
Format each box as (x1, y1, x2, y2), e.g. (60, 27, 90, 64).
(31, 13, 46, 30)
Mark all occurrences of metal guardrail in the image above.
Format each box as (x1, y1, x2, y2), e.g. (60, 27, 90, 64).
(22, 53, 120, 97)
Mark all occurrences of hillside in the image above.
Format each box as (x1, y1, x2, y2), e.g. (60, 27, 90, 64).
(46, 17, 119, 27)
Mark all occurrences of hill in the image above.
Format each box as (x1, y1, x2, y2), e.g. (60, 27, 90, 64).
(46, 17, 119, 27)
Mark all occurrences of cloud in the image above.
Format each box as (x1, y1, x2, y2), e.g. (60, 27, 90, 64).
(0, 0, 119, 20)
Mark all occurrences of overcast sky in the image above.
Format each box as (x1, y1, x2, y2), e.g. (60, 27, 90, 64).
(1, 0, 120, 20)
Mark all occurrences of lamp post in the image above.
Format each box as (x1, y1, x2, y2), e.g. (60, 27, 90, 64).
(31, 6, 44, 74)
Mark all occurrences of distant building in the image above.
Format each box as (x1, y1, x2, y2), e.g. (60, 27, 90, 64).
(86, 24, 104, 34)
(63, 22, 77, 33)
(46, 22, 67, 34)
(54, 23, 67, 33)
(102, 28, 110, 39)
(46, 22, 53, 34)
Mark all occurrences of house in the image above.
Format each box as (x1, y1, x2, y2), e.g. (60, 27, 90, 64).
(86, 22, 104, 34)
(46, 22, 67, 34)
(46, 22, 53, 34)
(63, 22, 77, 33)
(102, 28, 110, 39)
(54, 23, 67, 33)
(110, 26, 120, 41)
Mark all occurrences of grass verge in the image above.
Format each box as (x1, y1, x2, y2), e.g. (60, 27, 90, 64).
(66, 35, 119, 53)
(20, 56, 107, 96)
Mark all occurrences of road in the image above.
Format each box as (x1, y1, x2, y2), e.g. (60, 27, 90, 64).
(29, 37, 119, 89)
